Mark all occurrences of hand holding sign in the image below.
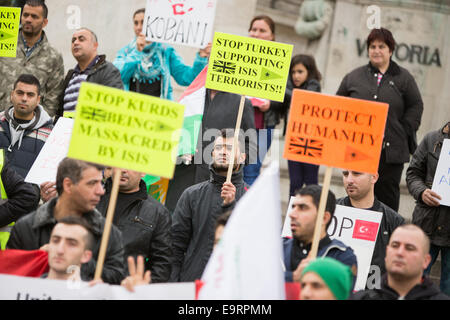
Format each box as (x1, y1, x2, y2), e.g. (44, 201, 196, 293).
(431, 139, 450, 207)
(421, 189, 442, 207)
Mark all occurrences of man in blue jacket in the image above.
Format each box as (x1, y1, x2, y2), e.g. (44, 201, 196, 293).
(283, 184, 358, 284)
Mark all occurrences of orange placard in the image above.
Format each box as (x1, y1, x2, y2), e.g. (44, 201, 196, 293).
(283, 89, 388, 174)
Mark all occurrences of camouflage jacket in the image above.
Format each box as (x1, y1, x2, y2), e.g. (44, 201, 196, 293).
(0, 30, 64, 117)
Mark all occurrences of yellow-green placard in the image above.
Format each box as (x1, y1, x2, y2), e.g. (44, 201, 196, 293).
(205, 32, 293, 102)
(67, 82, 185, 179)
(0, 7, 21, 57)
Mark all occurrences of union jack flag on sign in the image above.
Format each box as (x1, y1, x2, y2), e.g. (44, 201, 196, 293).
(288, 137, 323, 158)
(212, 60, 236, 74)
(80, 106, 107, 123)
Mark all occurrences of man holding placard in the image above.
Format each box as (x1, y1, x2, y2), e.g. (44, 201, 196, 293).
(337, 170, 404, 282)
(113, 8, 210, 100)
(283, 185, 357, 284)
(170, 129, 247, 282)
(406, 121, 450, 296)
(7, 158, 126, 284)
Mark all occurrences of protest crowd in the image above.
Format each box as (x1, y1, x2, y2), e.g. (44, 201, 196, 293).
(0, 0, 449, 302)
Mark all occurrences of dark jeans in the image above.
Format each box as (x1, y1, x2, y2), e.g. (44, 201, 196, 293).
(244, 127, 273, 186)
(424, 244, 450, 296)
(287, 160, 319, 197)
(374, 149, 404, 212)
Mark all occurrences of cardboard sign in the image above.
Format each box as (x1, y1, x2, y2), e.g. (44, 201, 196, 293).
(0, 7, 21, 57)
(205, 32, 293, 102)
(432, 138, 450, 207)
(0, 274, 195, 300)
(144, 0, 217, 48)
(25, 118, 73, 185)
(283, 90, 388, 174)
(67, 82, 185, 179)
(282, 203, 382, 291)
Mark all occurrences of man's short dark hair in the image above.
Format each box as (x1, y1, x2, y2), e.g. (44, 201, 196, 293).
(56, 158, 105, 195)
(133, 8, 145, 18)
(295, 184, 336, 228)
(24, 0, 48, 19)
(54, 216, 95, 251)
(13, 74, 41, 95)
(217, 128, 245, 153)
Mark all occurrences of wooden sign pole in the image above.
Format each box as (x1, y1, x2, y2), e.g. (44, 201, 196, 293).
(94, 167, 121, 280)
(309, 166, 333, 259)
(226, 95, 246, 184)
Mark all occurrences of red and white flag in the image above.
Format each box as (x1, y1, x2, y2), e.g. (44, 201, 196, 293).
(0, 249, 48, 277)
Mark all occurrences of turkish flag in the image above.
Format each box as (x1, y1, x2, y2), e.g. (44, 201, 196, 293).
(0, 249, 49, 277)
(352, 220, 379, 242)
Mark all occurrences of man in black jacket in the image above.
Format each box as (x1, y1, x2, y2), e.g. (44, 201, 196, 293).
(337, 170, 404, 287)
(55, 27, 123, 119)
(351, 224, 449, 300)
(406, 121, 450, 296)
(170, 129, 247, 282)
(97, 169, 172, 283)
(7, 158, 126, 284)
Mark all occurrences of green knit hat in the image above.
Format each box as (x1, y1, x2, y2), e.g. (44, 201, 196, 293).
(301, 257, 353, 300)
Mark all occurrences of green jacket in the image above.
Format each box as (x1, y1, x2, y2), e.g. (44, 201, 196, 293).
(0, 30, 64, 117)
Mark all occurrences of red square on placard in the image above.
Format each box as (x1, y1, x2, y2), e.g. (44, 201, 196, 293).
(352, 220, 379, 242)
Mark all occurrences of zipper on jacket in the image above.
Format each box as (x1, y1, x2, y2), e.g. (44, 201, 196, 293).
(133, 216, 153, 228)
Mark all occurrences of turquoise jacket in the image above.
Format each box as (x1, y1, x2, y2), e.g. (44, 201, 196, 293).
(113, 39, 207, 100)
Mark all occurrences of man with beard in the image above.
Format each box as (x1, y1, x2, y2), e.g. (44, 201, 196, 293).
(351, 224, 449, 300)
(283, 185, 357, 285)
(337, 170, 404, 285)
(0, 0, 64, 117)
(170, 129, 248, 282)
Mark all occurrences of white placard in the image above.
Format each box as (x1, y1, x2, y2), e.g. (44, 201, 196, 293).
(199, 162, 285, 299)
(25, 118, 74, 185)
(282, 203, 382, 291)
(144, 0, 217, 48)
(431, 138, 450, 207)
(0, 274, 195, 300)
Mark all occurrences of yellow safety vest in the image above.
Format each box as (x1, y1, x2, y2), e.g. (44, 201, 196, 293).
(0, 149, 12, 250)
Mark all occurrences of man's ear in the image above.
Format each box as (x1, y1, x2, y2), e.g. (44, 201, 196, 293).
(323, 211, 332, 227)
(371, 173, 379, 184)
(62, 177, 74, 195)
(42, 18, 48, 29)
(81, 250, 92, 264)
(423, 253, 432, 271)
(239, 152, 246, 164)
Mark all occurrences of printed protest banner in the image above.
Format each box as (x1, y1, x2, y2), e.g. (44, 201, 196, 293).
(25, 118, 74, 186)
(67, 82, 185, 179)
(205, 32, 293, 102)
(284, 90, 388, 174)
(281, 204, 382, 291)
(144, 0, 217, 48)
(432, 138, 450, 207)
(0, 7, 21, 57)
(199, 162, 285, 299)
(0, 274, 195, 300)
